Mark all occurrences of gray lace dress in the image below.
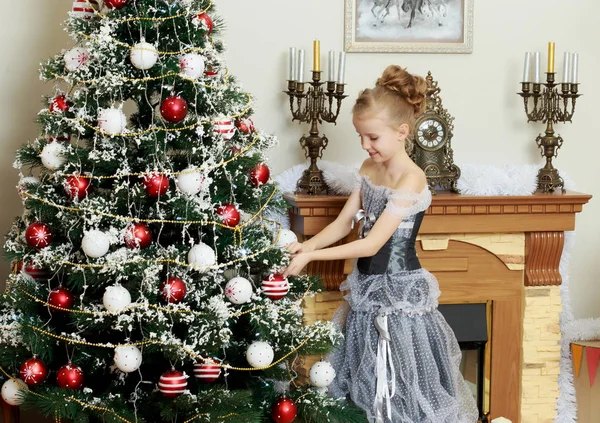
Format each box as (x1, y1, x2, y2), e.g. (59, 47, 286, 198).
(328, 175, 478, 423)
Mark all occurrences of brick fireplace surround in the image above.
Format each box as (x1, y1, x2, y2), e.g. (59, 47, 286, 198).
(286, 190, 591, 423)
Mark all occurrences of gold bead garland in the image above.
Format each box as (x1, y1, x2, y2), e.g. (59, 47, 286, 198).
(22, 185, 276, 233)
(24, 324, 317, 372)
(83, 0, 213, 25)
(62, 92, 251, 138)
(58, 134, 259, 181)
(49, 69, 231, 90)
(78, 32, 209, 56)
(13, 279, 312, 320)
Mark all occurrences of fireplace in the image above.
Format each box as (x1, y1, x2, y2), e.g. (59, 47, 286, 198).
(439, 303, 488, 422)
(289, 190, 591, 422)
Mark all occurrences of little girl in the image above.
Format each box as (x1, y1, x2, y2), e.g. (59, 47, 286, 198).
(283, 65, 478, 422)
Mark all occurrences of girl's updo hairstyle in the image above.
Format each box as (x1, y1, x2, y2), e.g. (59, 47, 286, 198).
(352, 65, 427, 153)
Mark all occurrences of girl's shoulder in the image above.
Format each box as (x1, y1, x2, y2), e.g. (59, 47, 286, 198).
(358, 158, 376, 176)
(392, 168, 428, 194)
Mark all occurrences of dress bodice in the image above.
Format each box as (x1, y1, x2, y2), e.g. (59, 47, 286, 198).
(355, 175, 432, 275)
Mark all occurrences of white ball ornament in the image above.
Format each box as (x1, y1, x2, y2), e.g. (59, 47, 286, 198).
(187, 242, 216, 272)
(64, 47, 90, 72)
(40, 142, 67, 171)
(1, 378, 29, 406)
(309, 361, 336, 388)
(81, 230, 110, 258)
(225, 276, 253, 304)
(246, 341, 274, 368)
(275, 229, 298, 248)
(176, 167, 203, 195)
(113, 346, 142, 373)
(130, 42, 159, 70)
(179, 53, 205, 80)
(98, 108, 127, 135)
(103, 284, 132, 312)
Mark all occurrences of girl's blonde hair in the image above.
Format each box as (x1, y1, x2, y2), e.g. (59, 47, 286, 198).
(352, 65, 427, 154)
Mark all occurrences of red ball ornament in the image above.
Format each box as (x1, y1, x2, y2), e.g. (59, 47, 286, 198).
(160, 96, 188, 123)
(64, 175, 92, 200)
(262, 274, 290, 301)
(196, 13, 213, 34)
(216, 204, 240, 227)
(49, 95, 70, 113)
(56, 363, 84, 390)
(193, 361, 221, 383)
(250, 163, 270, 187)
(159, 276, 187, 303)
(124, 223, 152, 249)
(104, 0, 128, 9)
(20, 357, 48, 386)
(25, 222, 53, 249)
(236, 118, 255, 135)
(271, 397, 298, 423)
(143, 173, 170, 197)
(48, 286, 75, 311)
(158, 369, 187, 398)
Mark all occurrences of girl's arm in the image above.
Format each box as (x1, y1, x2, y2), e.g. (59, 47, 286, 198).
(283, 209, 405, 277)
(286, 185, 363, 255)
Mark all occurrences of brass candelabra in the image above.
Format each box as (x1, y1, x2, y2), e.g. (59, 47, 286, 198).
(518, 73, 581, 192)
(284, 71, 347, 195)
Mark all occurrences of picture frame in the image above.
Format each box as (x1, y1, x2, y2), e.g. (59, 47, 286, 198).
(344, 0, 474, 54)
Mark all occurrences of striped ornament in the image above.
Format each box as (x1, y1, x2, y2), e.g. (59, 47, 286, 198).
(23, 263, 51, 281)
(158, 370, 187, 398)
(212, 118, 236, 141)
(193, 362, 221, 383)
(71, 0, 99, 19)
(262, 274, 290, 301)
(47, 135, 71, 143)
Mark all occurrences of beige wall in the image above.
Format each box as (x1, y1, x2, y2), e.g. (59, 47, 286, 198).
(1, 0, 598, 326)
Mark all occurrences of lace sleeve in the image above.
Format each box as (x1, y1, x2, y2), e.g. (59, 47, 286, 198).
(384, 187, 432, 218)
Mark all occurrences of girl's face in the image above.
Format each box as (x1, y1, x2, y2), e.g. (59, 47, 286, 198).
(352, 111, 408, 163)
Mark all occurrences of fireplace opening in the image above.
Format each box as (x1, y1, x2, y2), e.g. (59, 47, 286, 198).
(439, 303, 489, 423)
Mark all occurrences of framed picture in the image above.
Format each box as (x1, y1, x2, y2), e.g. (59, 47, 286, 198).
(344, 0, 474, 53)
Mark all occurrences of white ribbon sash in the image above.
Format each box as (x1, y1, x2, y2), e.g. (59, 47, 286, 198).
(373, 313, 396, 423)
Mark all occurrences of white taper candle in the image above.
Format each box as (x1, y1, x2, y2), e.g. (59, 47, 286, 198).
(571, 53, 579, 83)
(337, 52, 346, 84)
(297, 50, 305, 83)
(522, 52, 531, 82)
(289, 47, 296, 81)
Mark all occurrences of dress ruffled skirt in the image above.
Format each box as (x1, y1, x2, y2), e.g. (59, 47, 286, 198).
(328, 268, 479, 423)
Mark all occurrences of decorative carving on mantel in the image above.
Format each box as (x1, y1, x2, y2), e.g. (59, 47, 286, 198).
(525, 232, 564, 286)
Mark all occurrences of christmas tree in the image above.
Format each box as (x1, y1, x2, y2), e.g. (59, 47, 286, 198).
(0, 1, 365, 422)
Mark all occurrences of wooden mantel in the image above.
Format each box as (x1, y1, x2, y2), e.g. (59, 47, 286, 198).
(285, 190, 591, 423)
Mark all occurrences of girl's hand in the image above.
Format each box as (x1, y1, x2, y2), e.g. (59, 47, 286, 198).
(285, 241, 314, 254)
(283, 253, 312, 277)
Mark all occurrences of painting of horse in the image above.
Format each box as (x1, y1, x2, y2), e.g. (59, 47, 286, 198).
(345, 0, 473, 53)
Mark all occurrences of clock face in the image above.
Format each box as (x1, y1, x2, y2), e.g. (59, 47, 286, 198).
(416, 117, 447, 151)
